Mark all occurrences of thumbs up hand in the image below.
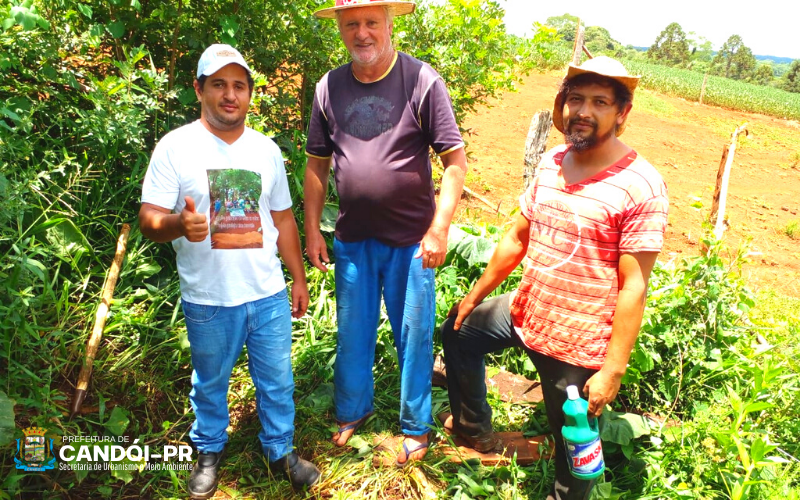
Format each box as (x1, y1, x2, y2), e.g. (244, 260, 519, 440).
(180, 196, 209, 242)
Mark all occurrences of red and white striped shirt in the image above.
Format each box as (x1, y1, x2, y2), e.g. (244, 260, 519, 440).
(510, 144, 668, 369)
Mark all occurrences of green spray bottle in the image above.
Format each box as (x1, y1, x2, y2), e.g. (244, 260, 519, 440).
(562, 385, 605, 479)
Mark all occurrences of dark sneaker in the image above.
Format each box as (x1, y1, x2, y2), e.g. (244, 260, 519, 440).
(268, 452, 321, 490)
(188, 449, 224, 499)
(438, 412, 499, 453)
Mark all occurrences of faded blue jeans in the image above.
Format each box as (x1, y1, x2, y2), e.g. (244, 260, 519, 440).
(183, 289, 294, 461)
(333, 238, 435, 436)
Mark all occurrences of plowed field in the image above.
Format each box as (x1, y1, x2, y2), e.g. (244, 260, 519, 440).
(456, 72, 800, 297)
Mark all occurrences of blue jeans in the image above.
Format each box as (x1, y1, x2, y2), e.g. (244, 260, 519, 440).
(333, 238, 435, 435)
(183, 289, 294, 460)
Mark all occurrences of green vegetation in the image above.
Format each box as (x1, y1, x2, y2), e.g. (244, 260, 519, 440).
(712, 35, 757, 81)
(2, 1, 800, 499)
(785, 220, 800, 240)
(783, 60, 800, 93)
(630, 89, 679, 118)
(647, 22, 691, 67)
(623, 59, 800, 121)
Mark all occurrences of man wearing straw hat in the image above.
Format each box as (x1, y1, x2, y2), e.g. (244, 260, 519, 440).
(439, 56, 668, 498)
(139, 44, 321, 498)
(304, 0, 467, 466)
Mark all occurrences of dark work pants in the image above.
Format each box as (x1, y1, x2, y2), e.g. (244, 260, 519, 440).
(441, 293, 597, 500)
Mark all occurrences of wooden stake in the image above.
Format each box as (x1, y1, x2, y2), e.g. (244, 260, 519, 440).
(523, 110, 553, 190)
(710, 123, 748, 240)
(571, 22, 585, 66)
(410, 468, 438, 499)
(70, 223, 131, 418)
(699, 73, 709, 105)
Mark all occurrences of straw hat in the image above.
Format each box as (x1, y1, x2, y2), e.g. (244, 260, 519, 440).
(314, 0, 415, 19)
(553, 56, 640, 137)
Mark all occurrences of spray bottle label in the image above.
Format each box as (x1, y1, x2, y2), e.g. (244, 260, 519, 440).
(564, 436, 604, 477)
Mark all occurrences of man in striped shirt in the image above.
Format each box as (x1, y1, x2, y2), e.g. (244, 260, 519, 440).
(440, 56, 668, 499)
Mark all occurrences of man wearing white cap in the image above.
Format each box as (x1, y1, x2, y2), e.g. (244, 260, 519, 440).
(139, 44, 320, 497)
(304, 0, 467, 465)
(440, 56, 669, 498)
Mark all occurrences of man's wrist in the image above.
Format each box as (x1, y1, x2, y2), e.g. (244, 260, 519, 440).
(600, 363, 626, 379)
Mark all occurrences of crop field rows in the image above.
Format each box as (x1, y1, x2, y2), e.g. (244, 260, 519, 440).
(623, 60, 800, 121)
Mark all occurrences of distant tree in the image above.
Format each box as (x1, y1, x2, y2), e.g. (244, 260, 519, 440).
(544, 13, 581, 42)
(686, 31, 714, 66)
(618, 45, 647, 61)
(781, 60, 800, 93)
(584, 26, 621, 55)
(773, 62, 791, 78)
(647, 22, 690, 66)
(751, 63, 775, 86)
(712, 35, 757, 80)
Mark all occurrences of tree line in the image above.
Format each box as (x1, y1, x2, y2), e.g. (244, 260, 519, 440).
(542, 14, 799, 93)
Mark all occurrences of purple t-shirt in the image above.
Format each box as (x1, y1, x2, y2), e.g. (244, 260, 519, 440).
(306, 51, 464, 247)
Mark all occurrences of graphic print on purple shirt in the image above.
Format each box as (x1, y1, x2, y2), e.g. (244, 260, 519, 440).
(344, 96, 395, 140)
(306, 52, 464, 247)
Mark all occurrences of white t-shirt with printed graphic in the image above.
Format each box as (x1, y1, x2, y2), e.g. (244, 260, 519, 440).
(142, 120, 292, 306)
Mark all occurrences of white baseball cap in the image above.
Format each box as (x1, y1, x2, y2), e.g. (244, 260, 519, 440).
(196, 44, 252, 79)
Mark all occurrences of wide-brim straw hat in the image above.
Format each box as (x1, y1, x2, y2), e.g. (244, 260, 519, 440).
(553, 56, 640, 137)
(314, 0, 415, 19)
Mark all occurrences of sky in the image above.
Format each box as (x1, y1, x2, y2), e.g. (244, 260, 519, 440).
(501, 0, 800, 61)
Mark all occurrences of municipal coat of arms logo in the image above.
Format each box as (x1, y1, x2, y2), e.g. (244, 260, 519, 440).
(14, 426, 56, 472)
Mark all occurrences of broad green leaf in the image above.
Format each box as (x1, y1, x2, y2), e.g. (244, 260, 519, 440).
(447, 225, 496, 267)
(45, 219, 91, 258)
(0, 391, 15, 446)
(743, 401, 773, 414)
(600, 411, 652, 446)
(77, 4, 92, 19)
(320, 203, 338, 232)
(134, 262, 162, 279)
(749, 435, 768, 464)
(176, 86, 197, 106)
(105, 406, 130, 435)
(220, 15, 239, 37)
(10, 6, 45, 31)
(89, 23, 104, 37)
(106, 21, 125, 38)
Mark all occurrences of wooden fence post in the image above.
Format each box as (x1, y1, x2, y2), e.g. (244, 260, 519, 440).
(523, 110, 553, 190)
(710, 123, 748, 240)
(571, 20, 585, 65)
(699, 73, 709, 105)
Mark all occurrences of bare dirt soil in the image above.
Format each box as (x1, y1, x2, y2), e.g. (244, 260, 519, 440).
(455, 72, 800, 298)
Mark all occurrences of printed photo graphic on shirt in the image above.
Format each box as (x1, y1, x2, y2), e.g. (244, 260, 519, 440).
(528, 200, 581, 271)
(207, 169, 263, 250)
(344, 96, 394, 140)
